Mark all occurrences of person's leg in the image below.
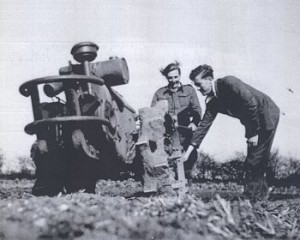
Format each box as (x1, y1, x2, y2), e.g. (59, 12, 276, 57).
(184, 148, 198, 179)
(244, 127, 278, 200)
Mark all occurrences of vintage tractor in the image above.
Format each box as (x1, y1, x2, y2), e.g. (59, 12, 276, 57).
(20, 41, 188, 196)
(19, 42, 139, 196)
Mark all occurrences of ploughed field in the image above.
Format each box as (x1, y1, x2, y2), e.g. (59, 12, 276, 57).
(0, 179, 299, 240)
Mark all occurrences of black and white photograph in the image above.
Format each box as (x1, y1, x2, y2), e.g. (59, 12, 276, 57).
(0, 1, 299, 239)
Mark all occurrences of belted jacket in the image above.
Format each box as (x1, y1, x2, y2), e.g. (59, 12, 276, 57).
(151, 84, 202, 127)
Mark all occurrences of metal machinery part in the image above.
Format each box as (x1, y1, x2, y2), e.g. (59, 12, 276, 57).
(136, 101, 188, 197)
(164, 113, 188, 197)
(20, 42, 138, 196)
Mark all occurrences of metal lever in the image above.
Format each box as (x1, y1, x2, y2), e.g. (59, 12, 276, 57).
(171, 155, 188, 197)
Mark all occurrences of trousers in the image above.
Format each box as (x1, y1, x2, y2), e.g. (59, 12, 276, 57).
(244, 117, 279, 200)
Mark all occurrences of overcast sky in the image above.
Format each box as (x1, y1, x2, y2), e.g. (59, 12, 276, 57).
(0, 0, 299, 161)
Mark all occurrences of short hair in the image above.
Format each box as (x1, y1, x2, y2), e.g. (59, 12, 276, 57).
(189, 64, 214, 81)
(160, 61, 181, 77)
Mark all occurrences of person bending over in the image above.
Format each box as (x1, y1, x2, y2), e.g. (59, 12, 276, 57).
(184, 64, 280, 200)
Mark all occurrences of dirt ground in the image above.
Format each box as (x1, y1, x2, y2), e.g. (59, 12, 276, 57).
(0, 179, 299, 240)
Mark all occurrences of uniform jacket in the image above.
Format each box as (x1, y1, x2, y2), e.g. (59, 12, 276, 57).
(151, 84, 202, 127)
(191, 76, 280, 147)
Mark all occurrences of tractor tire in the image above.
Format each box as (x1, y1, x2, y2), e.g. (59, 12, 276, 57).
(64, 153, 101, 194)
(32, 154, 65, 196)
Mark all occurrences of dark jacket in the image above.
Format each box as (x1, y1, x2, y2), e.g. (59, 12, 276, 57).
(191, 76, 280, 147)
(151, 84, 202, 127)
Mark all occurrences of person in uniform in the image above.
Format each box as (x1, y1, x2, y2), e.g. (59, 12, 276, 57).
(184, 64, 280, 200)
(151, 61, 202, 177)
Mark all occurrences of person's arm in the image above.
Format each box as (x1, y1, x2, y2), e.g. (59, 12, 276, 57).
(151, 92, 158, 107)
(184, 99, 218, 161)
(191, 99, 218, 147)
(188, 87, 202, 127)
